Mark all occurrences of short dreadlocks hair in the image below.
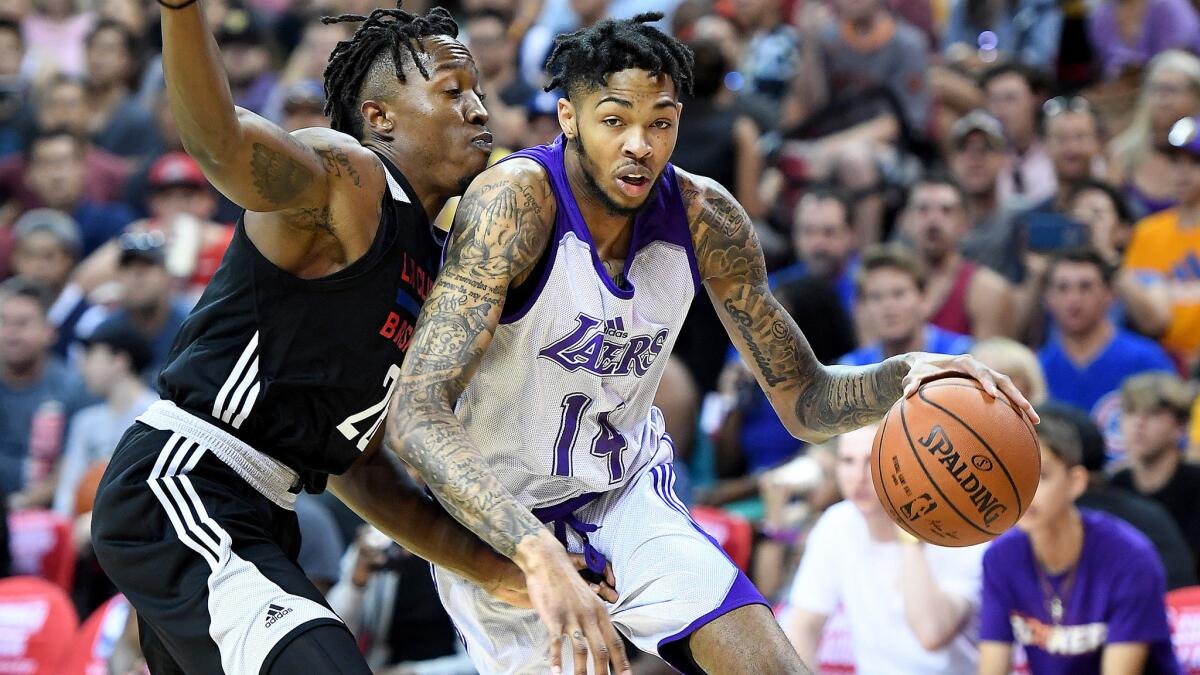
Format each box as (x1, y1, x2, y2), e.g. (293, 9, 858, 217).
(321, 2, 459, 139)
(544, 12, 694, 101)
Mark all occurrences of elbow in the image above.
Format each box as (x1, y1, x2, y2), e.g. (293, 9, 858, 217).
(913, 625, 957, 652)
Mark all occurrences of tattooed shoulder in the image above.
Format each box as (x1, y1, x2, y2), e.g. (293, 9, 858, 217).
(676, 169, 766, 285)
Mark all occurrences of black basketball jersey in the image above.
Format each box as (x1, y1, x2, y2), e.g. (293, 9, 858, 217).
(157, 154, 440, 481)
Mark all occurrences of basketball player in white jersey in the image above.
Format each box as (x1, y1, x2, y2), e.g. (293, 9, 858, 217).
(385, 13, 1038, 675)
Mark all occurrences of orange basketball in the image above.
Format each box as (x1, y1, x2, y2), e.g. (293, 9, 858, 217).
(871, 376, 1040, 547)
(74, 460, 109, 517)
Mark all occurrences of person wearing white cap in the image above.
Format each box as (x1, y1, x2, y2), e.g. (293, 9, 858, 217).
(10, 209, 90, 357)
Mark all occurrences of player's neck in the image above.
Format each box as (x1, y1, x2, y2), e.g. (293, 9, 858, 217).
(1131, 446, 1180, 494)
(1029, 507, 1084, 573)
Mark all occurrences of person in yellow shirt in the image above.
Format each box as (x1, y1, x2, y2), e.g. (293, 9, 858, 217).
(1125, 115, 1200, 368)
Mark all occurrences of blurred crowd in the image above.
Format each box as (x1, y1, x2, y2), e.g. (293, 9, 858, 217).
(2, 0, 1200, 671)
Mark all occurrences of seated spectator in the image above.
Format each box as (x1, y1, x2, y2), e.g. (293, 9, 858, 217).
(731, 0, 799, 109)
(1107, 50, 1200, 219)
(1067, 179, 1171, 338)
(50, 318, 155, 518)
(261, 15, 348, 125)
(1125, 115, 1200, 368)
(1087, 0, 1200, 79)
(523, 89, 565, 148)
(278, 80, 328, 133)
(1023, 96, 1104, 215)
(977, 415, 1179, 674)
(827, 141, 893, 246)
(0, 19, 29, 160)
(21, 0, 93, 78)
(464, 9, 535, 152)
(214, 8, 278, 116)
(295, 493, 345, 597)
(900, 175, 1013, 339)
(9, 209, 89, 357)
(941, 0, 1061, 70)
(1037, 248, 1175, 420)
(970, 336, 1049, 406)
(783, 424, 986, 674)
(78, 232, 190, 382)
(83, 19, 157, 159)
(21, 128, 136, 255)
(981, 63, 1054, 205)
(0, 278, 84, 504)
(0, 75, 132, 213)
(1111, 373, 1200, 578)
(840, 243, 973, 365)
(775, 188, 859, 317)
(949, 109, 1024, 283)
(1048, 401, 1198, 590)
(785, 0, 929, 170)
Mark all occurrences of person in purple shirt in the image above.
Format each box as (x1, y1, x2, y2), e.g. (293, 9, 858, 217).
(1038, 248, 1175, 416)
(839, 243, 973, 366)
(1088, 0, 1200, 79)
(978, 414, 1180, 675)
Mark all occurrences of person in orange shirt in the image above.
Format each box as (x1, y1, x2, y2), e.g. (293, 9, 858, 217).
(1125, 115, 1200, 368)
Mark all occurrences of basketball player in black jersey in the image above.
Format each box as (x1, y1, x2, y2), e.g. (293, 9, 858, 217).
(89, 3, 624, 674)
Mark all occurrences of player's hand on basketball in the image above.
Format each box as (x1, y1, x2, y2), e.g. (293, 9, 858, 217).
(517, 532, 632, 675)
(901, 352, 1040, 425)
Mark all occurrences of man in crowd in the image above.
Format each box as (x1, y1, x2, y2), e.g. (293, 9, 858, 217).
(901, 176, 1013, 340)
(981, 63, 1054, 204)
(9, 209, 90, 357)
(839, 243, 973, 365)
(784, 424, 985, 674)
(775, 188, 859, 317)
(949, 110, 1023, 283)
(1111, 372, 1200, 578)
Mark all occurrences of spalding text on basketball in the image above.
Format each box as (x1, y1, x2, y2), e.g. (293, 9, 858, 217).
(919, 425, 1008, 527)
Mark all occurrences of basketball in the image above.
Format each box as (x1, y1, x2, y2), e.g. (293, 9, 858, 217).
(871, 376, 1040, 547)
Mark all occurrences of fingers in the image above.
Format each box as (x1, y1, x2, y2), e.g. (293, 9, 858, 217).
(547, 622, 564, 675)
(604, 562, 617, 589)
(993, 372, 1040, 424)
(570, 624, 590, 675)
(591, 581, 619, 603)
(600, 611, 632, 675)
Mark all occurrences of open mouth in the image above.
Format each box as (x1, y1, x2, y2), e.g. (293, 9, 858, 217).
(616, 167, 652, 197)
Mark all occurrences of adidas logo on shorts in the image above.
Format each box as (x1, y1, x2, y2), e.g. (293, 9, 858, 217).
(264, 603, 292, 628)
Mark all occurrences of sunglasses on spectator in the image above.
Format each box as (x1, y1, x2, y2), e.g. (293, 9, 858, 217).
(1042, 96, 1091, 117)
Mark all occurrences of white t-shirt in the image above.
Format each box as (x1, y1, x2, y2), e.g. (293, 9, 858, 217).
(787, 501, 987, 675)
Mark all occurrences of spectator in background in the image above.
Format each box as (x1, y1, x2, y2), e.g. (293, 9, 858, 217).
(10, 209, 89, 357)
(79, 232, 189, 381)
(262, 14, 347, 125)
(0, 278, 83, 504)
(731, 0, 799, 107)
(1125, 115, 1200, 368)
(776, 189, 859, 317)
(22, 0, 93, 78)
(0, 75, 131, 210)
(1087, 0, 1200, 80)
(1030, 96, 1104, 214)
(523, 88, 563, 148)
(1112, 372, 1200, 577)
(23, 128, 135, 255)
(84, 19, 157, 159)
(0, 19, 28, 159)
(900, 176, 1013, 340)
(465, 9, 534, 152)
(278, 79, 328, 132)
(215, 7, 278, 115)
(1108, 50, 1200, 219)
(50, 317, 154, 518)
(840, 243, 973, 365)
(1048, 402, 1199, 590)
(970, 336, 1049, 406)
(1038, 248, 1175, 419)
(941, 0, 1062, 70)
(977, 415, 1180, 675)
(294, 494, 345, 596)
(827, 140, 891, 245)
(784, 424, 985, 674)
(1066, 180, 1171, 338)
(981, 63, 1054, 204)
(949, 109, 1023, 283)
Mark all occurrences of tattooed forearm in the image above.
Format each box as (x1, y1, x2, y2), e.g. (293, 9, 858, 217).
(387, 163, 555, 560)
(681, 169, 910, 440)
(250, 142, 314, 205)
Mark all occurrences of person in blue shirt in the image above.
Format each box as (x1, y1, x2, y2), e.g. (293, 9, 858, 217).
(839, 243, 973, 366)
(773, 188, 859, 317)
(1038, 247, 1175, 449)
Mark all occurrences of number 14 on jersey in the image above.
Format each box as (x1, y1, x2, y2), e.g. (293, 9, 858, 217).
(552, 392, 627, 484)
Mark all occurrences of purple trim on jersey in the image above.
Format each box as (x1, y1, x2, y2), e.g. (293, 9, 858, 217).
(530, 490, 604, 523)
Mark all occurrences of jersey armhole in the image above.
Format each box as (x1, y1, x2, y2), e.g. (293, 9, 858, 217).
(500, 225, 556, 324)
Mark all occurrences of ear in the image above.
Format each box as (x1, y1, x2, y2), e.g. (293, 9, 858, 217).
(557, 97, 576, 140)
(1067, 465, 1089, 500)
(361, 100, 396, 140)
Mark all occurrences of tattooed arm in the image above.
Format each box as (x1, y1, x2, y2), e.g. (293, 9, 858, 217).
(387, 160, 631, 675)
(679, 169, 1037, 443)
(159, 2, 381, 274)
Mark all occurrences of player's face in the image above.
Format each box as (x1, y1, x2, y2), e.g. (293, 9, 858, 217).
(0, 296, 53, 369)
(1018, 446, 1084, 533)
(13, 232, 75, 289)
(1044, 262, 1112, 337)
(860, 268, 923, 343)
(388, 36, 491, 196)
(834, 425, 883, 517)
(902, 185, 966, 259)
(561, 69, 681, 216)
(1121, 407, 1183, 462)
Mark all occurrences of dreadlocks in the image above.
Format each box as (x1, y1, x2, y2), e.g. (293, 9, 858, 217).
(544, 12, 694, 100)
(321, 2, 459, 139)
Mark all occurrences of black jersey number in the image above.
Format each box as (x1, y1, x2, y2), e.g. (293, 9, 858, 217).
(337, 363, 401, 451)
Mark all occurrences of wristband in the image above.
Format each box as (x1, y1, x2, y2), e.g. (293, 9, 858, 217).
(761, 525, 801, 546)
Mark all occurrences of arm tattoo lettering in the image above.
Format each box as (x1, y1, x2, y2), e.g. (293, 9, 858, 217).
(316, 147, 363, 187)
(684, 173, 910, 439)
(388, 171, 554, 558)
(250, 142, 314, 206)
